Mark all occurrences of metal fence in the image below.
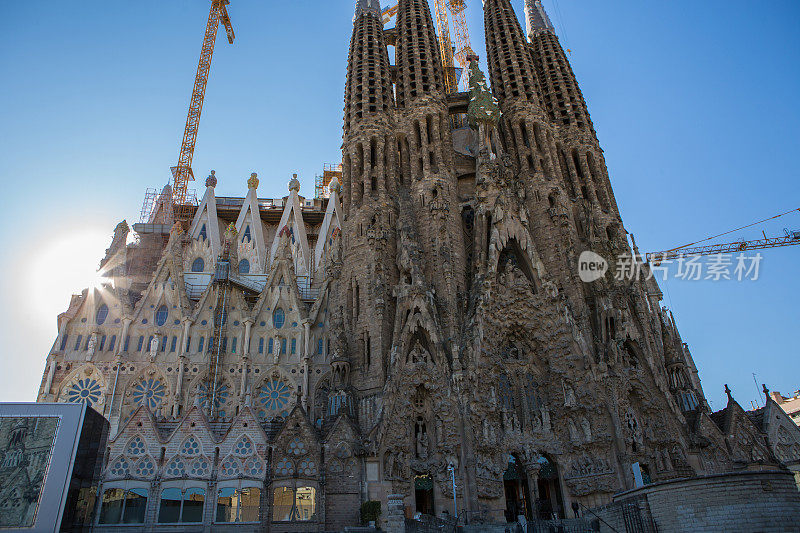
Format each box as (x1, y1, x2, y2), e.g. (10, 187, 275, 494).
(405, 515, 457, 533)
(526, 518, 599, 533)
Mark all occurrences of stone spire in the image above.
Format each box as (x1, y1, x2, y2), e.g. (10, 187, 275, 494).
(344, 0, 394, 136)
(483, 0, 541, 105)
(525, 1, 591, 131)
(395, 0, 446, 107)
(353, 0, 381, 20)
(524, 0, 554, 37)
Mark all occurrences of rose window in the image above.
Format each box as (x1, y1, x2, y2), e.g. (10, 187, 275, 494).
(197, 382, 230, 416)
(65, 378, 102, 407)
(131, 378, 166, 410)
(258, 379, 291, 415)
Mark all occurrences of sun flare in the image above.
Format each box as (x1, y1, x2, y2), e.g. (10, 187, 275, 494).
(27, 229, 111, 320)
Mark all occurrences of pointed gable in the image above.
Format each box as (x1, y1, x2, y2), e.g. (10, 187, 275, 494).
(235, 173, 267, 273)
(189, 172, 222, 259)
(269, 176, 311, 276)
(130, 223, 190, 323)
(272, 404, 322, 480)
(314, 180, 343, 275)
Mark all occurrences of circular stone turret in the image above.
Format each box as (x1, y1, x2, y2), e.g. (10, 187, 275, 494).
(206, 170, 217, 188)
(288, 174, 301, 192)
(248, 172, 259, 189)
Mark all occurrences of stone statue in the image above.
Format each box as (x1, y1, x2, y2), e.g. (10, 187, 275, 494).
(149, 336, 159, 362)
(581, 417, 592, 443)
(563, 380, 577, 408)
(416, 421, 429, 460)
(568, 419, 581, 444)
(86, 334, 97, 358)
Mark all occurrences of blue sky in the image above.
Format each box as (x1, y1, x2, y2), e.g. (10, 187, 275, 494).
(0, 1, 797, 411)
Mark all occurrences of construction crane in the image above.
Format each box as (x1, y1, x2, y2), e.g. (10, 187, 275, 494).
(172, 0, 235, 226)
(383, 0, 474, 92)
(646, 208, 800, 264)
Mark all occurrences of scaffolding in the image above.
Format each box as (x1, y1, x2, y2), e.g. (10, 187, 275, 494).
(140, 187, 198, 224)
(315, 163, 342, 199)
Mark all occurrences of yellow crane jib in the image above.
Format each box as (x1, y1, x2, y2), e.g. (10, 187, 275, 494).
(172, 0, 235, 226)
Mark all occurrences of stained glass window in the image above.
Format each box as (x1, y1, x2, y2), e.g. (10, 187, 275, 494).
(197, 382, 229, 416)
(191, 257, 205, 272)
(275, 458, 294, 477)
(238, 259, 250, 274)
(109, 456, 130, 478)
(221, 457, 240, 478)
(273, 308, 285, 329)
(289, 438, 307, 456)
(135, 456, 156, 477)
(155, 305, 169, 326)
(96, 304, 109, 325)
(234, 437, 253, 456)
(132, 378, 166, 410)
(164, 456, 186, 478)
(126, 436, 146, 456)
(244, 456, 264, 477)
(190, 457, 211, 477)
(181, 437, 201, 456)
(258, 379, 291, 416)
(298, 459, 317, 477)
(65, 378, 102, 407)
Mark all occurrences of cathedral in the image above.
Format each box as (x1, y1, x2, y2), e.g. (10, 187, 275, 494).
(36, 0, 800, 531)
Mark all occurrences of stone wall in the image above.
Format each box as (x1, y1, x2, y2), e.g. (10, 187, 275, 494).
(592, 470, 800, 533)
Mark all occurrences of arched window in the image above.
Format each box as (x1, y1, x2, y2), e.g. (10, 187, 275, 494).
(242, 226, 251, 243)
(199, 224, 207, 241)
(96, 304, 109, 325)
(191, 258, 205, 272)
(155, 305, 168, 326)
(238, 259, 250, 274)
(273, 308, 285, 329)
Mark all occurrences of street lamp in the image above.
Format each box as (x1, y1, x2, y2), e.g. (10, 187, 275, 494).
(447, 462, 458, 522)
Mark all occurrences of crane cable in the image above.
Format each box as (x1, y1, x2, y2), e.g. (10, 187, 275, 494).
(663, 207, 800, 254)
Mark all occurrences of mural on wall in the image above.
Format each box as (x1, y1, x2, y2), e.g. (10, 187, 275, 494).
(0, 416, 60, 528)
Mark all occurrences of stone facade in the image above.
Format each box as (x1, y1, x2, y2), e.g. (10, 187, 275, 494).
(36, 0, 800, 530)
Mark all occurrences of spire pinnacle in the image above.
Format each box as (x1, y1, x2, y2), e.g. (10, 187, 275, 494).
(524, 0, 554, 37)
(354, 0, 381, 21)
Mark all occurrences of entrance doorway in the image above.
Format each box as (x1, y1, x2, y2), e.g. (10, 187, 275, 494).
(535, 455, 564, 520)
(503, 456, 532, 522)
(414, 475, 435, 517)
